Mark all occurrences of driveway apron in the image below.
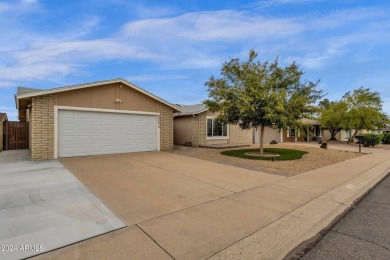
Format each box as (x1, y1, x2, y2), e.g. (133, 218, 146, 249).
(0, 150, 125, 260)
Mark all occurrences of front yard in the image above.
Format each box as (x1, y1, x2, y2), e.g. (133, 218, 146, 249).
(169, 143, 364, 176)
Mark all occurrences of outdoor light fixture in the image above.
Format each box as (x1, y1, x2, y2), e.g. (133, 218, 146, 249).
(115, 98, 122, 103)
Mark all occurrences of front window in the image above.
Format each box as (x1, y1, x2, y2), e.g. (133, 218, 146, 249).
(289, 128, 296, 137)
(207, 117, 228, 138)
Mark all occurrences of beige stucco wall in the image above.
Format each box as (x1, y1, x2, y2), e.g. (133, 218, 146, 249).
(191, 116, 199, 146)
(174, 116, 193, 145)
(31, 95, 55, 160)
(55, 83, 160, 112)
(29, 83, 175, 160)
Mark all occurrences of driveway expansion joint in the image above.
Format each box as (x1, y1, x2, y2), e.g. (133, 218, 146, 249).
(136, 224, 176, 260)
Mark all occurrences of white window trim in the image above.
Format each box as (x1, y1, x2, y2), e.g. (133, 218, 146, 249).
(54, 105, 160, 159)
(206, 116, 229, 140)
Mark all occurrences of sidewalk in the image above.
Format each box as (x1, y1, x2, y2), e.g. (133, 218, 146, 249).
(209, 150, 390, 260)
(299, 174, 390, 259)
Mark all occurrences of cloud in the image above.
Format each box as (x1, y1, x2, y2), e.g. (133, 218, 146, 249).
(121, 10, 303, 42)
(249, 0, 323, 8)
(0, 106, 18, 119)
(0, 0, 40, 14)
(126, 74, 189, 82)
(1, 4, 390, 87)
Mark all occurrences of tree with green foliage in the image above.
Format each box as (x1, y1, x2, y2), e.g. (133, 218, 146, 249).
(204, 49, 323, 155)
(318, 98, 336, 110)
(341, 87, 388, 143)
(318, 101, 347, 140)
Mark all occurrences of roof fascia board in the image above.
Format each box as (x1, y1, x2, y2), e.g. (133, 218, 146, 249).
(175, 108, 209, 117)
(15, 78, 182, 112)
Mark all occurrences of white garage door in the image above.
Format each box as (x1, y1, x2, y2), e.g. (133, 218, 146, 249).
(58, 110, 158, 158)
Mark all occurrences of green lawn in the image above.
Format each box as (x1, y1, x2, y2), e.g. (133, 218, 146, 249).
(221, 148, 308, 161)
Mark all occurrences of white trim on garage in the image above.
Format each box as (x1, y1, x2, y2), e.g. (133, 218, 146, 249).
(54, 106, 160, 159)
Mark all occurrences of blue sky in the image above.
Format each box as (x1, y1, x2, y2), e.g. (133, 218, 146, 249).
(1, 0, 389, 120)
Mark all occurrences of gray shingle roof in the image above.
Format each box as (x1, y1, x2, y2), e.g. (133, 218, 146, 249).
(17, 87, 42, 94)
(174, 104, 208, 117)
(301, 118, 319, 125)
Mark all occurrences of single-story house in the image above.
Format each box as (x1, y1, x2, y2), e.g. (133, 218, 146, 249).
(322, 126, 390, 142)
(0, 112, 8, 151)
(174, 104, 326, 146)
(283, 118, 322, 142)
(173, 104, 253, 146)
(15, 78, 181, 160)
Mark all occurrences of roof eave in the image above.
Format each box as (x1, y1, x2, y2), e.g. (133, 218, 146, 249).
(174, 108, 209, 117)
(15, 78, 182, 112)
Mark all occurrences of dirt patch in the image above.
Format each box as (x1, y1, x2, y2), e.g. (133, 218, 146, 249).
(169, 143, 363, 176)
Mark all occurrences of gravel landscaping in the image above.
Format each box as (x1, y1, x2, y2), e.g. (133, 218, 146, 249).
(169, 143, 364, 176)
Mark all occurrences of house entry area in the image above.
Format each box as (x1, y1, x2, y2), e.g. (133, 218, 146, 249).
(57, 109, 159, 158)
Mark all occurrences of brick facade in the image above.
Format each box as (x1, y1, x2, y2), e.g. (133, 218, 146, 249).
(198, 112, 207, 146)
(159, 104, 174, 150)
(229, 124, 252, 144)
(197, 112, 252, 146)
(191, 116, 199, 146)
(31, 95, 54, 160)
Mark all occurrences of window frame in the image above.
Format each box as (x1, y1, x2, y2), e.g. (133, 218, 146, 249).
(206, 116, 229, 140)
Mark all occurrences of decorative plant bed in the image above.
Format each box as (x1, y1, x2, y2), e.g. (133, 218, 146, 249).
(221, 148, 308, 161)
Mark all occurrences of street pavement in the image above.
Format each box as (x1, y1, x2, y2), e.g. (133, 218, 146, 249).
(300, 174, 390, 260)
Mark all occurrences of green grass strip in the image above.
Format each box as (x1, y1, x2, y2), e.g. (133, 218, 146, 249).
(220, 148, 308, 161)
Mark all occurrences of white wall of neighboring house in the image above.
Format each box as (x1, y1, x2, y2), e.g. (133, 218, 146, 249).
(253, 127, 282, 144)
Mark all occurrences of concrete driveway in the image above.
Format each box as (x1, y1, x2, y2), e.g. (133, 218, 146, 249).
(22, 149, 390, 259)
(58, 152, 284, 225)
(0, 150, 125, 260)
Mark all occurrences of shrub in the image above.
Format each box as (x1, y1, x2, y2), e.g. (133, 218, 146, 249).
(361, 133, 382, 147)
(320, 141, 327, 149)
(270, 140, 278, 144)
(382, 133, 390, 144)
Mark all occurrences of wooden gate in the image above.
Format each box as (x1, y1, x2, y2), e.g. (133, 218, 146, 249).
(3, 121, 29, 150)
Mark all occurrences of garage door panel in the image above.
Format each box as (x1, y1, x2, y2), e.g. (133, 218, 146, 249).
(58, 110, 158, 158)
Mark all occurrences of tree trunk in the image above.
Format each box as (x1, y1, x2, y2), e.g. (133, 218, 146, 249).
(259, 124, 265, 155)
(347, 130, 358, 144)
(329, 130, 339, 141)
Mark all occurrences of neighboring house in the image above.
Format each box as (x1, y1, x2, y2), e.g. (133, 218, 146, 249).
(15, 78, 181, 160)
(322, 127, 388, 142)
(283, 118, 322, 142)
(173, 104, 252, 146)
(174, 104, 324, 146)
(0, 113, 8, 122)
(0, 112, 8, 152)
(322, 129, 353, 141)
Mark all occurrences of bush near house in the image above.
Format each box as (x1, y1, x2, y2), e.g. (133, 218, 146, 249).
(382, 133, 390, 144)
(361, 133, 382, 147)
